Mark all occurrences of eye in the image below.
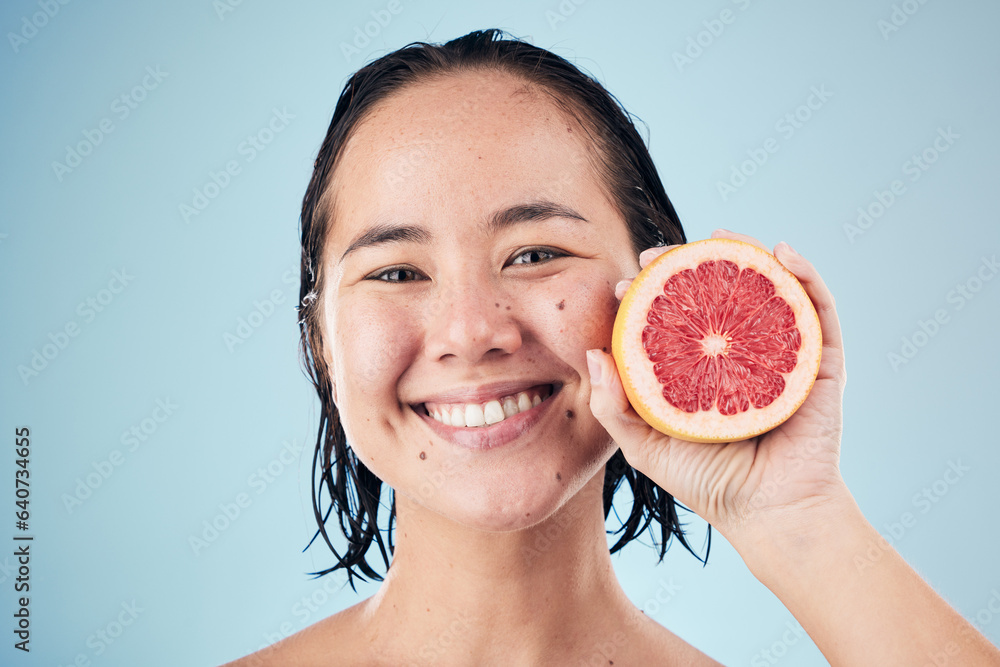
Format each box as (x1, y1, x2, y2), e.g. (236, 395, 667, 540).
(367, 266, 426, 282)
(509, 247, 566, 266)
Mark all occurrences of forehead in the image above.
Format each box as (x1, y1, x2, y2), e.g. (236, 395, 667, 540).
(325, 70, 609, 236)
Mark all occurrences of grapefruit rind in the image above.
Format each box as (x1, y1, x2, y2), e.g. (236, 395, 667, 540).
(612, 239, 822, 443)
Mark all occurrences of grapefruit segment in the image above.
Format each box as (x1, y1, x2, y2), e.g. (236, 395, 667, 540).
(612, 239, 822, 443)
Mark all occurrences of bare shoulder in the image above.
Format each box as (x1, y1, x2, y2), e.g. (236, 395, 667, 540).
(626, 610, 724, 666)
(219, 599, 373, 667)
(217, 597, 722, 666)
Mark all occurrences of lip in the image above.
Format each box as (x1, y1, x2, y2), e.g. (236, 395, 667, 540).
(415, 383, 561, 451)
(411, 380, 556, 406)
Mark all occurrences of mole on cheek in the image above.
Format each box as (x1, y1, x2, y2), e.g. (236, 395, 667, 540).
(557, 300, 565, 310)
(556, 472, 562, 481)
(419, 451, 426, 460)
(565, 410, 574, 419)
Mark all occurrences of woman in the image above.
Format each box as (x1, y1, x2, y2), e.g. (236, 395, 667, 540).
(227, 30, 1000, 665)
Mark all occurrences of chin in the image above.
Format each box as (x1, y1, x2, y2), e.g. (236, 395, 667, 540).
(423, 461, 598, 533)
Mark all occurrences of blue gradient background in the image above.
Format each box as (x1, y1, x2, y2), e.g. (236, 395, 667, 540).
(2, 1, 999, 665)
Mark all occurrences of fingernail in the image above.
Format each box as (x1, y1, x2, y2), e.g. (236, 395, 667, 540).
(638, 248, 659, 263)
(586, 350, 603, 385)
(714, 228, 731, 234)
(778, 241, 798, 256)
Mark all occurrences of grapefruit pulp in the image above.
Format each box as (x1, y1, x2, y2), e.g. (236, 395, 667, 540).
(611, 239, 822, 443)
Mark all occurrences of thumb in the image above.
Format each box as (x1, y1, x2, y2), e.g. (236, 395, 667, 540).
(586, 349, 661, 471)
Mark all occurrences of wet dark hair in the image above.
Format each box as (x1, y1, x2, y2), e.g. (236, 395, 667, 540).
(298, 29, 709, 589)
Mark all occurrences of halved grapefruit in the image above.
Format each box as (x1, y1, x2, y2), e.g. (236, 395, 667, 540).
(612, 239, 822, 443)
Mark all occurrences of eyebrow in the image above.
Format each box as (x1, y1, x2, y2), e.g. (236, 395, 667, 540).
(340, 223, 430, 262)
(486, 201, 588, 234)
(339, 200, 588, 263)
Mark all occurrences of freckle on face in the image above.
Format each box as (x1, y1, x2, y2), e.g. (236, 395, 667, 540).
(321, 71, 639, 530)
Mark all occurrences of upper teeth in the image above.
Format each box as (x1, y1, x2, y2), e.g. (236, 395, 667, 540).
(425, 388, 549, 428)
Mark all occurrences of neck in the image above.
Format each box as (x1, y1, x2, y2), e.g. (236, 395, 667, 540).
(360, 473, 642, 663)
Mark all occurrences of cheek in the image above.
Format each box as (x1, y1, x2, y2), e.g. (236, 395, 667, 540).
(541, 273, 620, 360)
(533, 272, 621, 453)
(329, 297, 426, 484)
(332, 297, 420, 415)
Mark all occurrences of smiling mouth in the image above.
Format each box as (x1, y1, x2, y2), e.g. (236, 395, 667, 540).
(419, 384, 556, 428)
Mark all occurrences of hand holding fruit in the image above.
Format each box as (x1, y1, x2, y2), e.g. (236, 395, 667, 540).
(587, 228, 851, 555)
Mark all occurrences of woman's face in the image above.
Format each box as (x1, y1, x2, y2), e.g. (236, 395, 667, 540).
(320, 71, 640, 532)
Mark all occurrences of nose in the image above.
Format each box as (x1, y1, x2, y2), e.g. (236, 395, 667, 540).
(422, 278, 523, 364)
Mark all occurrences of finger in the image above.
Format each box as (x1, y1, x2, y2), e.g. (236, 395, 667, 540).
(586, 349, 662, 473)
(710, 228, 770, 253)
(774, 242, 846, 384)
(639, 244, 680, 269)
(618, 245, 681, 300)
